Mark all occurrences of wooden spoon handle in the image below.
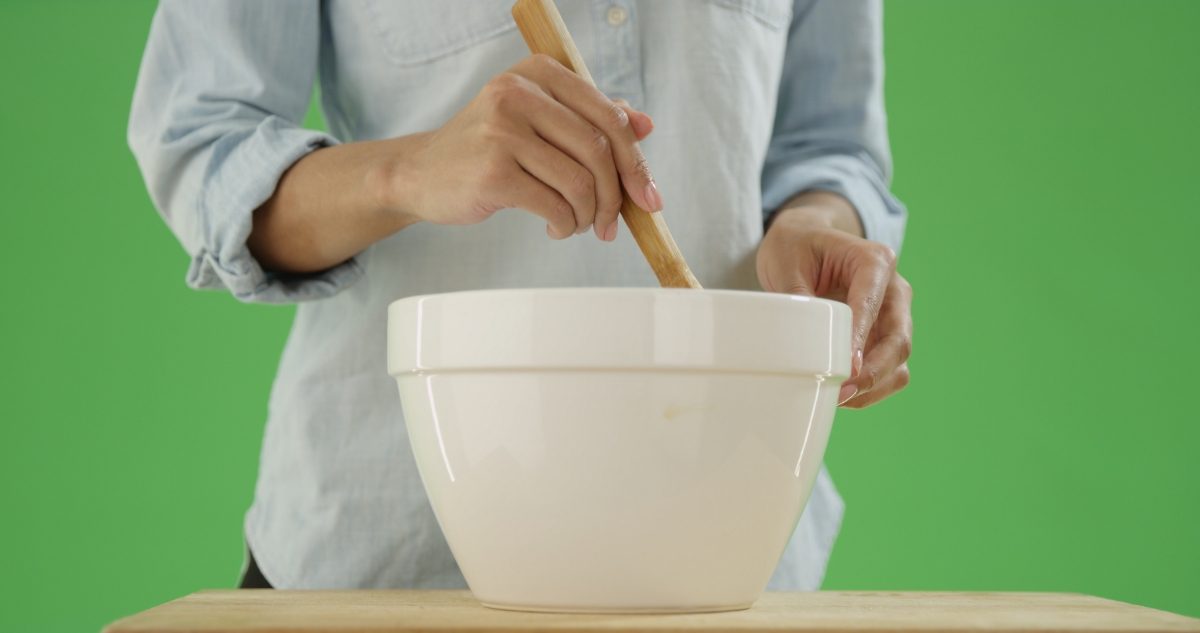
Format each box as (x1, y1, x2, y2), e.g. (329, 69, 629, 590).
(511, 0, 702, 289)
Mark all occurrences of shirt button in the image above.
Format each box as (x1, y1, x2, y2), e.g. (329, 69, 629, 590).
(606, 5, 628, 26)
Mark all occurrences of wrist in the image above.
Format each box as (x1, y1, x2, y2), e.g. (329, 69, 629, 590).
(767, 190, 864, 238)
(367, 134, 432, 230)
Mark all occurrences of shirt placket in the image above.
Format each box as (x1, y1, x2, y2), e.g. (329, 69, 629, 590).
(590, 0, 644, 109)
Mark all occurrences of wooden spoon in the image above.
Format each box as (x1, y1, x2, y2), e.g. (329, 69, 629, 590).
(512, 0, 702, 289)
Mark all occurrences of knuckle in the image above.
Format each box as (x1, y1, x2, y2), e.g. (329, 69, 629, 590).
(873, 243, 898, 266)
(858, 365, 881, 391)
(483, 74, 525, 110)
(568, 168, 595, 202)
(529, 53, 559, 70)
(626, 155, 652, 181)
(858, 293, 884, 321)
(553, 199, 576, 224)
(588, 130, 611, 157)
(895, 334, 913, 362)
(606, 102, 631, 129)
(483, 73, 515, 96)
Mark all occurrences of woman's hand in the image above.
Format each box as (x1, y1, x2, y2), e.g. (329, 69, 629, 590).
(389, 54, 659, 242)
(250, 54, 658, 274)
(757, 191, 913, 408)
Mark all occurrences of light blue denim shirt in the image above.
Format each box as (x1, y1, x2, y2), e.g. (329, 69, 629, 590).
(129, 0, 905, 590)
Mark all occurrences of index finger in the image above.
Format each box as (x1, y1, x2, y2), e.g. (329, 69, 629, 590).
(513, 55, 663, 213)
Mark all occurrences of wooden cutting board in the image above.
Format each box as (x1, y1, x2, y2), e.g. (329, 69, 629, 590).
(105, 590, 1200, 632)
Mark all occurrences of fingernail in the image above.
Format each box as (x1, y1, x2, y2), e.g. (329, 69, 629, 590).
(576, 223, 590, 235)
(643, 181, 663, 211)
(838, 383, 858, 406)
(604, 222, 618, 241)
(852, 349, 864, 377)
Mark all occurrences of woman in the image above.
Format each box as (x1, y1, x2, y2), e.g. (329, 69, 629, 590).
(129, 0, 912, 590)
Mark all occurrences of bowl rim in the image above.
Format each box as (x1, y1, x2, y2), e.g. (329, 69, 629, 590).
(387, 287, 851, 377)
(387, 286, 847, 310)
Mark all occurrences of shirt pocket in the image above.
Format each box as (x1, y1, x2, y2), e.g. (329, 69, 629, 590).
(706, 0, 794, 31)
(364, 0, 518, 67)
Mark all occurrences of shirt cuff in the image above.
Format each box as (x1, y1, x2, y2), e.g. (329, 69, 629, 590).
(762, 154, 908, 254)
(187, 116, 365, 303)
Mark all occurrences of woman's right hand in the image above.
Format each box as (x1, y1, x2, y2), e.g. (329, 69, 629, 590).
(388, 54, 660, 242)
(249, 55, 659, 273)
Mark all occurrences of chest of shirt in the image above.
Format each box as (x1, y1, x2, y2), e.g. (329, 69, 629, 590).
(317, 0, 795, 144)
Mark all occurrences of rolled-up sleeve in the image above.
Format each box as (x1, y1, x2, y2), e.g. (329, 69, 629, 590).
(761, 0, 907, 253)
(128, 1, 363, 303)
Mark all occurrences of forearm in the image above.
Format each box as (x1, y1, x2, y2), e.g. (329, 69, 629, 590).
(247, 135, 428, 274)
(767, 190, 865, 238)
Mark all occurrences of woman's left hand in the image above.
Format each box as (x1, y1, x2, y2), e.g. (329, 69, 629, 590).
(756, 191, 913, 408)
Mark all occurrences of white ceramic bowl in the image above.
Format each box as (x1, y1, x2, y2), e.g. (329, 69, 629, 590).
(387, 288, 850, 613)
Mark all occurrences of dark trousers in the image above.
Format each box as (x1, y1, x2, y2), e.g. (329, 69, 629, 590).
(239, 548, 273, 589)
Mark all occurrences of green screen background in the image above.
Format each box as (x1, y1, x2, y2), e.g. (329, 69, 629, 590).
(2, 1, 1196, 630)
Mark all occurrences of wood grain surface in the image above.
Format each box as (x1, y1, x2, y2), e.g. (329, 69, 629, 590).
(104, 590, 1200, 633)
